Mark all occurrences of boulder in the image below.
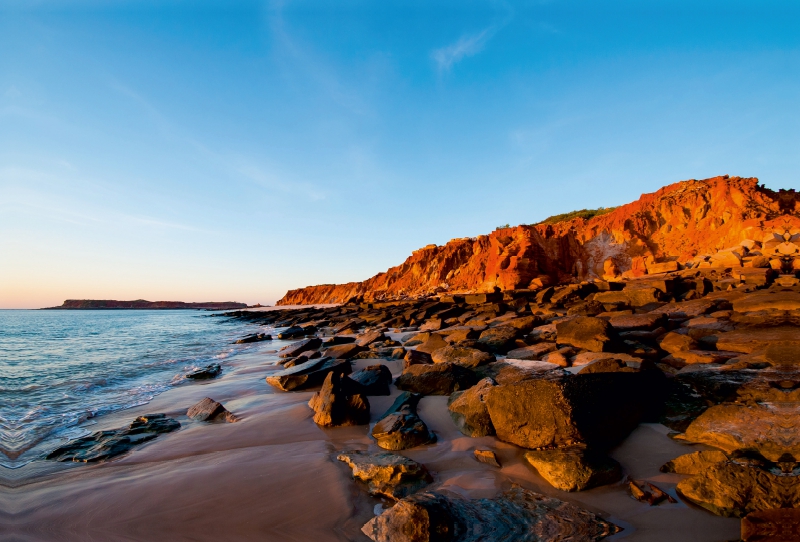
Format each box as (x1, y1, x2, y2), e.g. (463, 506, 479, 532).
(322, 343, 367, 359)
(577, 358, 636, 374)
(185, 363, 222, 380)
(265, 357, 351, 392)
(279, 337, 322, 358)
(607, 313, 666, 331)
(473, 449, 500, 467)
(350, 364, 393, 395)
(660, 450, 729, 475)
(356, 330, 386, 347)
(441, 327, 482, 344)
(659, 332, 697, 354)
(506, 342, 557, 360)
(46, 414, 180, 462)
(486, 372, 665, 450)
(677, 462, 800, 517)
(415, 334, 449, 355)
(394, 363, 479, 395)
(403, 349, 433, 368)
(371, 392, 436, 450)
(476, 326, 519, 354)
(555, 317, 617, 352)
(431, 346, 495, 368)
(524, 448, 622, 492)
(308, 372, 370, 427)
(447, 378, 496, 437)
(481, 360, 565, 385)
(235, 333, 272, 344)
(186, 397, 238, 423)
(361, 487, 619, 542)
(337, 451, 433, 500)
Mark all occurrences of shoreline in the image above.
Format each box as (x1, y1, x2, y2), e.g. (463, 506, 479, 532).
(2, 330, 741, 541)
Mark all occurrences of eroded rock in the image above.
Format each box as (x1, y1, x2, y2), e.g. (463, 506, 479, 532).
(448, 378, 496, 437)
(337, 451, 432, 500)
(187, 397, 238, 423)
(394, 363, 479, 396)
(371, 392, 436, 450)
(524, 448, 622, 492)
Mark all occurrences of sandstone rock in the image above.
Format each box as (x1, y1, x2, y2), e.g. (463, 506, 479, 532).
(431, 346, 495, 368)
(418, 319, 444, 331)
(659, 332, 697, 354)
(541, 351, 570, 367)
(186, 397, 238, 423)
(571, 351, 643, 368)
(415, 334, 449, 355)
(308, 372, 370, 427)
(361, 487, 619, 542)
(555, 317, 617, 352)
(486, 372, 665, 450)
(235, 333, 272, 344)
(403, 349, 433, 367)
(356, 329, 387, 347)
(279, 337, 322, 358)
(577, 358, 635, 374)
(660, 450, 729, 475)
(394, 363, 479, 396)
(265, 357, 351, 392)
(322, 342, 367, 359)
(337, 451, 433, 500)
(447, 378, 496, 437)
(46, 414, 180, 462)
(185, 363, 222, 380)
(371, 392, 436, 450)
(278, 325, 316, 339)
(440, 326, 482, 344)
(473, 449, 500, 467)
(350, 364, 393, 395)
(506, 342, 557, 360)
(524, 448, 622, 492)
(480, 360, 565, 385)
(476, 325, 519, 354)
(607, 313, 666, 331)
(677, 462, 800, 517)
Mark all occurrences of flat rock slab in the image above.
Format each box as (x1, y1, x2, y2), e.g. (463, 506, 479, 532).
(394, 362, 478, 395)
(265, 357, 351, 391)
(187, 397, 238, 423)
(46, 414, 180, 463)
(714, 326, 800, 354)
(524, 448, 621, 492)
(431, 346, 495, 368)
(660, 450, 729, 475)
(362, 487, 619, 542)
(505, 342, 557, 360)
(555, 317, 617, 352)
(732, 291, 800, 312)
(337, 451, 432, 500)
(279, 337, 322, 358)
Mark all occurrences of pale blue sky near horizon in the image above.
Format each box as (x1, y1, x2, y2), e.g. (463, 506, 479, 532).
(3, 1, 800, 308)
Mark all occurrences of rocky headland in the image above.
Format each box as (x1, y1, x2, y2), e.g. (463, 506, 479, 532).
(25, 175, 800, 541)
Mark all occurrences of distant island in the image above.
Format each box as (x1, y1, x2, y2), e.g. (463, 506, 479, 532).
(43, 299, 249, 310)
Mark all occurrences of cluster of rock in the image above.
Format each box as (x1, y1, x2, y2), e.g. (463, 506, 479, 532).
(230, 240, 800, 539)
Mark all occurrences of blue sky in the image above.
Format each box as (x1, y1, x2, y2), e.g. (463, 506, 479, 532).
(3, 1, 800, 308)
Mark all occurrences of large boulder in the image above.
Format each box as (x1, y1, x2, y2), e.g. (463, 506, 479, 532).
(476, 326, 519, 354)
(187, 397, 238, 423)
(361, 487, 619, 542)
(279, 337, 322, 358)
(555, 317, 617, 352)
(394, 363, 479, 395)
(337, 451, 433, 500)
(660, 450, 729, 475)
(431, 346, 495, 368)
(485, 372, 665, 450)
(506, 342, 557, 360)
(371, 392, 436, 450)
(350, 364, 393, 395)
(447, 378, 496, 437)
(265, 357, 351, 391)
(677, 462, 800, 517)
(524, 448, 622, 492)
(308, 372, 370, 427)
(415, 334, 449, 355)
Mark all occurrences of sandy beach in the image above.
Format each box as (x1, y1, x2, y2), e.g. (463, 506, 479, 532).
(2, 333, 741, 541)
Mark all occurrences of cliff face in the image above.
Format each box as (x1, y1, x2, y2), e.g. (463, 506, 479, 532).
(278, 176, 800, 305)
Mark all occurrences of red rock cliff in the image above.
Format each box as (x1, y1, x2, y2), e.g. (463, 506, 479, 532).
(277, 176, 800, 305)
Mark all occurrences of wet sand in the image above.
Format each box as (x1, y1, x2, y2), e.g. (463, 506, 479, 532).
(1, 339, 741, 541)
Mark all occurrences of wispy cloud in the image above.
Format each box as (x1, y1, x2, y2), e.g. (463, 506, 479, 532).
(432, 28, 496, 72)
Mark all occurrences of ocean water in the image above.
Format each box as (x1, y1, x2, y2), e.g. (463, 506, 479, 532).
(0, 309, 258, 469)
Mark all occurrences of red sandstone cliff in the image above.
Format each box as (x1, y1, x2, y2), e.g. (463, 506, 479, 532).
(278, 176, 800, 305)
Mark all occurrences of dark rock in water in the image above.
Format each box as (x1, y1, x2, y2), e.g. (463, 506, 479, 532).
(279, 337, 322, 358)
(741, 508, 800, 542)
(278, 325, 316, 339)
(350, 364, 393, 395)
(474, 449, 500, 467)
(265, 357, 351, 391)
(395, 363, 479, 396)
(431, 346, 495, 368)
(308, 372, 370, 427)
(524, 448, 622, 492)
(235, 333, 272, 344)
(46, 414, 180, 462)
(486, 372, 666, 450)
(323, 335, 357, 346)
(555, 316, 617, 352)
(371, 392, 436, 450)
(677, 462, 800, 517)
(185, 363, 222, 380)
(448, 378, 496, 437)
(361, 487, 620, 542)
(476, 326, 519, 354)
(337, 450, 433, 500)
(323, 342, 367, 360)
(187, 397, 238, 423)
